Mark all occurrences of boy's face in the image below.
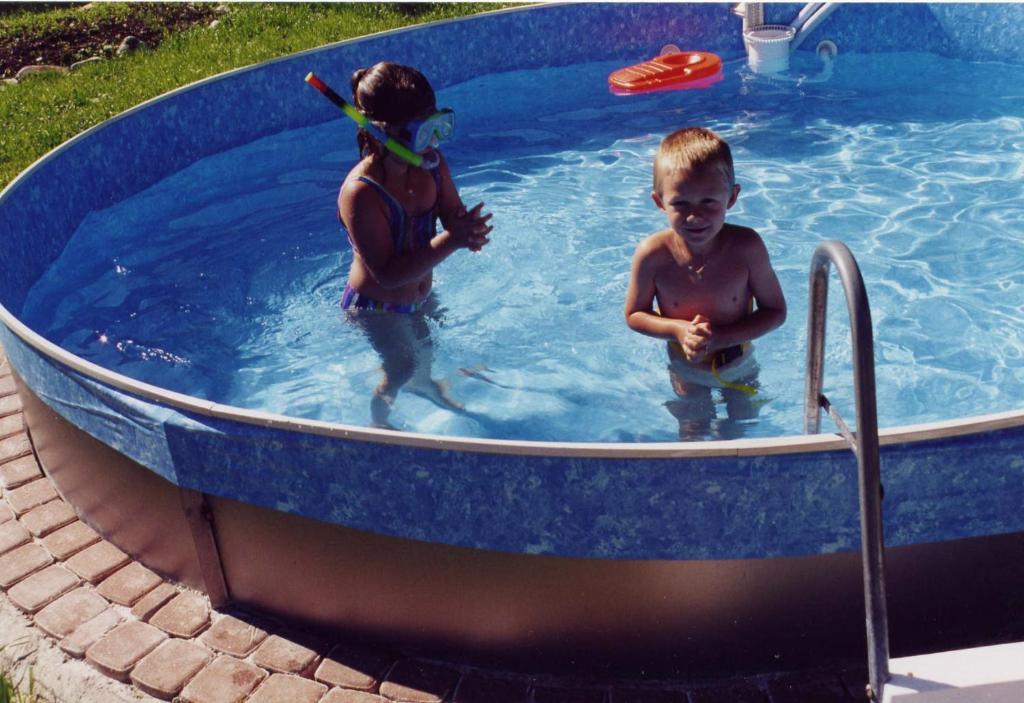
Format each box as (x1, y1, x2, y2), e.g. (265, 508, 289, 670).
(652, 165, 740, 250)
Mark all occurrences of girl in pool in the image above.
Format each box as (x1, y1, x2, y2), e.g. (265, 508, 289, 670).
(337, 61, 493, 428)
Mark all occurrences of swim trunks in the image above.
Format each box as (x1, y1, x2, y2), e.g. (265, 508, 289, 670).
(339, 169, 441, 313)
(667, 341, 759, 391)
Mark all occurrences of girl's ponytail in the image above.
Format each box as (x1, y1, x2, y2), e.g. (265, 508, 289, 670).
(350, 67, 377, 158)
(350, 67, 370, 107)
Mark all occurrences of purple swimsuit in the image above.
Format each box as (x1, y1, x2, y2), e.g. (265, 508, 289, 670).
(340, 170, 441, 313)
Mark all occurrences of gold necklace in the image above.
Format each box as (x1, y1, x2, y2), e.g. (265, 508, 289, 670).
(686, 250, 709, 280)
(685, 241, 718, 280)
(674, 237, 712, 280)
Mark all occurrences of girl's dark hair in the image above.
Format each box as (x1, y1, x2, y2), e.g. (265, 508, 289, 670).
(350, 62, 436, 158)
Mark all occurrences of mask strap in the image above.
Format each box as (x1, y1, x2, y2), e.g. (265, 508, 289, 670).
(305, 72, 432, 169)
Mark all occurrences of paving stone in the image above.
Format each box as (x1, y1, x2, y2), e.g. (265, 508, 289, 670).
(0, 393, 22, 418)
(60, 607, 122, 658)
(130, 582, 178, 621)
(453, 671, 531, 703)
(0, 502, 12, 524)
(0, 454, 38, 488)
(767, 671, 854, 702)
(97, 561, 163, 606)
(689, 681, 770, 703)
(130, 638, 213, 701)
(0, 519, 30, 555)
(323, 690, 387, 703)
(7, 564, 80, 613)
(34, 587, 108, 639)
(248, 673, 328, 703)
(149, 591, 210, 638)
(201, 613, 268, 657)
(20, 499, 77, 537)
(5, 478, 58, 515)
(534, 686, 609, 703)
(380, 659, 461, 703)
(252, 634, 319, 676)
(316, 645, 395, 691)
(65, 540, 130, 583)
(610, 688, 690, 702)
(0, 412, 22, 440)
(0, 433, 31, 463)
(0, 542, 53, 588)
(86, 620, 168, 682)
(179, 654, 268, 703)
(41, 520, 101, 560)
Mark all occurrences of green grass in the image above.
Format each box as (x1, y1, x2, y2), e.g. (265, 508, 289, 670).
(0, 639, 38, 703)
(1, 3, 126, 36)
(0, 670, 37, 703)
(0, 2, 175, 41)
(0, 2, 514, 189)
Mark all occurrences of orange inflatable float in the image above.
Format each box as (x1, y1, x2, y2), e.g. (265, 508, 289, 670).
(609, 48, 723, 95)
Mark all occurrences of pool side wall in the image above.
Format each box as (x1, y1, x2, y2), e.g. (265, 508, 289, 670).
(16, 373, 1024, 676)
(5, 325, 1024, 561)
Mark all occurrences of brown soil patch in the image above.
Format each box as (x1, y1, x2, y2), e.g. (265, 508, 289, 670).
(0, 3, 221, 79)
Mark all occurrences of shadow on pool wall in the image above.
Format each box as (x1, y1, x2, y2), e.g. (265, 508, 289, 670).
(2, 2, 1024, 678)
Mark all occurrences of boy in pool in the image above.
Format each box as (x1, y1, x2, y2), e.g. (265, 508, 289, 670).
(624, 127, 787, 438)
(336, 61, 493, 428)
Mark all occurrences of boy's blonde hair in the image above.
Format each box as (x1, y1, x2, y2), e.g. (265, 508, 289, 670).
(653, 127, 735, 194)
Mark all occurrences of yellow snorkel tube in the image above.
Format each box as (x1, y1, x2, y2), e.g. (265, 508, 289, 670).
(304, 72, 430, 168)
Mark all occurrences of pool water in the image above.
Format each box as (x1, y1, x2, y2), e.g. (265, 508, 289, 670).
(22, 52, 1024, 442)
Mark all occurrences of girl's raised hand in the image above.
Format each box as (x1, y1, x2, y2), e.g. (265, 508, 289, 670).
(451, 202, 493, 251)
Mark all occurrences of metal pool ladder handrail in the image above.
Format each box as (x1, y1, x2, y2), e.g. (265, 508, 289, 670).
(803, 240, 890, 701)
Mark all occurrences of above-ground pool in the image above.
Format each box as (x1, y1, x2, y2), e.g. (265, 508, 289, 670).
(2, 2, 1024, 680)
(18, 50, 1024, 443)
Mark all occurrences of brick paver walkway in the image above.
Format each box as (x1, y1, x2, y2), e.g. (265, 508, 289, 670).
(0, 346, 865, 702)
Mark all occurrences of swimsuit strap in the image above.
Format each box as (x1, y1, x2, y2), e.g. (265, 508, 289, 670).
(354, 175, 407, 252)
(407, 167, 442, 250)
(354, 172, 441, 253)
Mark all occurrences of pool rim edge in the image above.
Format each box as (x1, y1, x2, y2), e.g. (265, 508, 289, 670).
(3, 307, 1023, 458)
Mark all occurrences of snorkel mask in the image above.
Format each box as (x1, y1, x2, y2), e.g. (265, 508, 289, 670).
(404, 109, 455, 154)
(305, 72, 453, 170)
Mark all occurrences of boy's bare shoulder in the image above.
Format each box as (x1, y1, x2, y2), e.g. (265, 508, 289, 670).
(721, 223, 768, 255)
(633, 229, 676, 258)
(721, 222, 760, 241)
